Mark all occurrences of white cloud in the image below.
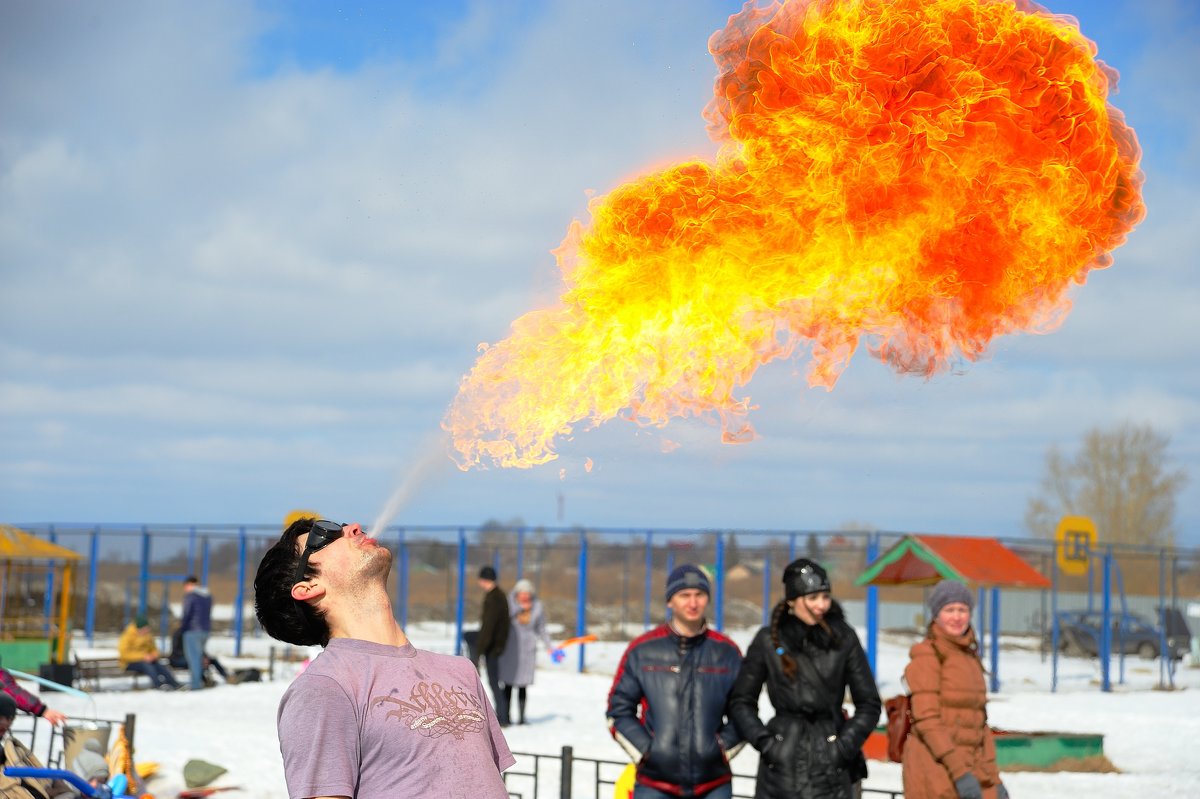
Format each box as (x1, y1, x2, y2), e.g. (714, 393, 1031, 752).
(1, 1, 1197, 542)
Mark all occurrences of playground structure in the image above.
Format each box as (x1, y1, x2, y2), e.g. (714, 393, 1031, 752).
(855, 534, 1052, 692)
(0, 524, 81, 672)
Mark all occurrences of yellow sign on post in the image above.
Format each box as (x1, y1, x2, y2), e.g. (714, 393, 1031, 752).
(1055, 515, 1097, 576)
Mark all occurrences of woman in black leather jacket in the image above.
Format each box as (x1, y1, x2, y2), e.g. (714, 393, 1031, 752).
(729, 558, 881, 799)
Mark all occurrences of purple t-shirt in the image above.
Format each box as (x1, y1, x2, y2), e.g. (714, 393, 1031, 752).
(277, 638, 515, 799)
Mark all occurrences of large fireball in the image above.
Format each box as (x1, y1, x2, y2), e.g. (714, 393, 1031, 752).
(444, 0, 1144, 470)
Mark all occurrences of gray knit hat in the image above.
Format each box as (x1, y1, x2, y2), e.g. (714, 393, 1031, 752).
(928, 580, 973, 619)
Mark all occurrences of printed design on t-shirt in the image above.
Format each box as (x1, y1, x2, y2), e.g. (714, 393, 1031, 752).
(371, 680, 486, 739)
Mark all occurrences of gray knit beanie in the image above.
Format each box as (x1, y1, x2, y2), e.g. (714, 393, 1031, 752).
(928, 580, 973, 619)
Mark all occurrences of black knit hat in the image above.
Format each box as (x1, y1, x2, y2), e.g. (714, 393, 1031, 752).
(782, 558, 831, 600)
(478, 565, 497, 581)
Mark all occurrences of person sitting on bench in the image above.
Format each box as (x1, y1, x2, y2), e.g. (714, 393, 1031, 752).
(118, 615, 180, 690)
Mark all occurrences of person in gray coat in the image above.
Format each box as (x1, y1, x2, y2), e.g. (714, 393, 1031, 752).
(497, 578, 553, 724)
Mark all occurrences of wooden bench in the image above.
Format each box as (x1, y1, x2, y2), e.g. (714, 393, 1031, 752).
(72, 654, 183, 692)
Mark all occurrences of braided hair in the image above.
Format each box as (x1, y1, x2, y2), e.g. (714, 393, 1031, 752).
(769, 599, 798, 680)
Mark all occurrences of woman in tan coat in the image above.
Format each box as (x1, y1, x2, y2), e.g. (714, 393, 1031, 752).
(902, 581, 1008, 799)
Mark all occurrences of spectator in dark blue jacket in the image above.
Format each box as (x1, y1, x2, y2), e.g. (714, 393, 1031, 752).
(606, 564, 744, 799)
(180, 575, 214, 691)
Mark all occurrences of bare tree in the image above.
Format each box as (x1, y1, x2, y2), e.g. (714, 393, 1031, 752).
(1025, 422, 1187, 546)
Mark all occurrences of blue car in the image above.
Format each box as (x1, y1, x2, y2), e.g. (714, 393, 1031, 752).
(1052, 610, 1189, 660)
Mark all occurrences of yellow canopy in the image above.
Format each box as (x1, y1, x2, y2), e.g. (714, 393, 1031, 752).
(0, 524, 83, 562)
(0, 524, 81, 663)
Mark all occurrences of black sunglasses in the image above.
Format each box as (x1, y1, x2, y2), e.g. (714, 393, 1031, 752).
(293, 520, 346, 585)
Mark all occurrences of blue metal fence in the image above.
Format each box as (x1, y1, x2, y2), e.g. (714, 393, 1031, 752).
(13, 523, 1196, 689)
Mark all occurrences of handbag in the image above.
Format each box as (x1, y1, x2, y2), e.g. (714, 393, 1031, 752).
(884, 693, 912, 762)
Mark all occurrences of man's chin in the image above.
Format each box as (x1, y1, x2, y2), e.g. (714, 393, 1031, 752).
(362, 546, 393, 577)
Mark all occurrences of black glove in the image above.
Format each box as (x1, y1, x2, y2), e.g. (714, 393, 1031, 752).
(954, 773, 983, 799)
(759, 733, 784, 767)
(996, 783, 1010, 799)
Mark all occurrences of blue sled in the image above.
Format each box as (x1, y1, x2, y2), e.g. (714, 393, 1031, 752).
(3, 766, 133, 799)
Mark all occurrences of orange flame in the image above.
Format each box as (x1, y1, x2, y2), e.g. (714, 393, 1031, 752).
(444, 0, 1144, 470)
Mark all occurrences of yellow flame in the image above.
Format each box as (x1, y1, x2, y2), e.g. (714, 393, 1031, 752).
(444, 0, 1144, 469)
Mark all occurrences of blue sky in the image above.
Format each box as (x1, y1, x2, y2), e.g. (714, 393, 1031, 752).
(1, 0, 1197, 543)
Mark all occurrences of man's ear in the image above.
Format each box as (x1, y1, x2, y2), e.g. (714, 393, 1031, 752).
(291, 579, 326, 603)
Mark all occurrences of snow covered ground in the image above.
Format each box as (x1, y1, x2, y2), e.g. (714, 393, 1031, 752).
(24, 621, 1200, 798)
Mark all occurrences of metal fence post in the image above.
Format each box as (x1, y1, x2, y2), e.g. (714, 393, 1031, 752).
(1170, 552, 1180, 684)
(397, 528, 409, 629)
(201, 536, 211, 585)
(989, 586, 1000, 693)
(43, 526, 56, 636)
(761, 552, 771, 628)
(621, 547, 629, 633)
(234, 527, 247, 656)
(517, 526, 525, 580)
(559, 745, 573, 799)
(188, 526, 197, 576)
(577, 532, 588, 673)
(1159, 549, 1167, 687)
(1051, 542, 1059, 693)
(86, 527, 100, 645)
(1101, 547, 1112, 692)
(455, 528, 467, 658)
(157, 582, 171, 652)
(138, 526, 151, 616)
(714, 533, 725, 631)
(865, 532, 879, 677)
(643, 532, 653, 631)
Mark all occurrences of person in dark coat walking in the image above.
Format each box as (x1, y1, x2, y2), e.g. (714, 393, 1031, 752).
(606, 564, 744, 799)
(477, 565, 511, 726)
(729, 558, 881, 799)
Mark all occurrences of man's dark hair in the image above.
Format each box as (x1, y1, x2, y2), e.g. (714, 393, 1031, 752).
(253, 518, 331, 646)
(184, 575, 199, 586)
